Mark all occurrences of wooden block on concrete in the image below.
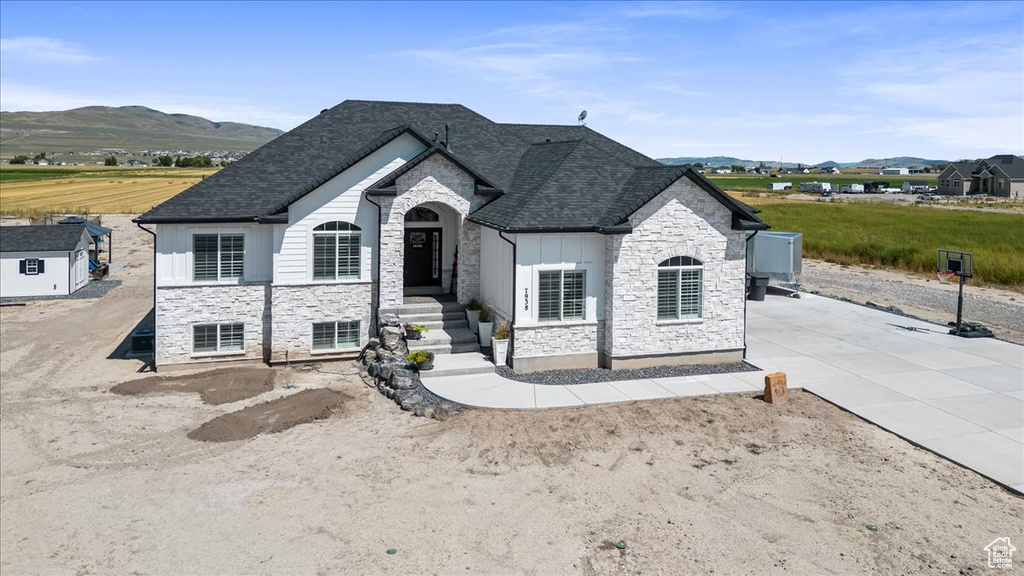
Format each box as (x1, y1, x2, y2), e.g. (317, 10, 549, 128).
(764, 372, 788, 404)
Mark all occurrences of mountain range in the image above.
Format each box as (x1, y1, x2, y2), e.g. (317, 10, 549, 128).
(0, 106, 284, 155)
(657, 156, 951, 169)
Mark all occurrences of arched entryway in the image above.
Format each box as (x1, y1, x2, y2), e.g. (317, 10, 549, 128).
(402, 202, 461, 294)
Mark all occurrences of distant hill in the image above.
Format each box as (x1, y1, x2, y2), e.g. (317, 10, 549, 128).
(658, 155, 950, 169)
(0, 105, 283, 155)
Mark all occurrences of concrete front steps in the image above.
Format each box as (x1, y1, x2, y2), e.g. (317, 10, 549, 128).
(380, 297, 495, 378)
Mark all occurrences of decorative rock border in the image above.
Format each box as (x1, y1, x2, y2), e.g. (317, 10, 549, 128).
(359, 314, 463, 420)
(495, 361, 761, 385)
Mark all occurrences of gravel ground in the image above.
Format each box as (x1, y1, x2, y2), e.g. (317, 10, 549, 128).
(799, 260, 1024, 345)
(0, 279, 122, 303)
(496, 361, 759, 385)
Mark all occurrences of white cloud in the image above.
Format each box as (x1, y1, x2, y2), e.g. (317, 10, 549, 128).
(0, 36, 95, 63)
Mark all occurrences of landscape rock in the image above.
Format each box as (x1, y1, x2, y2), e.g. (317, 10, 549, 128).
(400, 394, 423, 412)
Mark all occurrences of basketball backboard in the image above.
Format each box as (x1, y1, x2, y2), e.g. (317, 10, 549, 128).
(937, 249, 973, 278)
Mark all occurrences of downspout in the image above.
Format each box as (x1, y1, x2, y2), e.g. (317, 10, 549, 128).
(137, 222, 157, 372)
(364, 194, 383, 334)
(742, 229, 760, 360)
(498, 231, 516, 366)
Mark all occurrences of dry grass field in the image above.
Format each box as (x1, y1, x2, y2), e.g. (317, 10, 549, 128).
(0, 166, 216, 217)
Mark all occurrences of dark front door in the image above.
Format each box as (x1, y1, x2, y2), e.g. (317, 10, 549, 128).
(404, 228, 442, 287)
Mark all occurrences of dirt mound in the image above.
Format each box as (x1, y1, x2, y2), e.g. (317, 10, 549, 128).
(111, 367, 275, 405)
(187, 388, 348, 442)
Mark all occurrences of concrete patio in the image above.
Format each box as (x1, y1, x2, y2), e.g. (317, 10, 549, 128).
(421, 293, 1023, 494)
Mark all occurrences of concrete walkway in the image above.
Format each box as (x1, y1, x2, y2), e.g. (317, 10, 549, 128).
(746, 293, 1023, 494)
(422, 368, 772, 410)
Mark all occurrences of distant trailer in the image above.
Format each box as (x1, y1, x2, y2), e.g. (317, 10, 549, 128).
(798, 181, 832, 193)
(767, 182, 793, 191)
(840, 183, 865, 193)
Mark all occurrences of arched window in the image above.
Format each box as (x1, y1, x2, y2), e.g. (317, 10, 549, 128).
(313, 221, 360, 280)
(405, 207, 440, 222)
(657, 256, 703, 320)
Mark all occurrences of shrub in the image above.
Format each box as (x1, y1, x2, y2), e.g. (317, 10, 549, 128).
(492, 321, 509, 339)
(407, 350, 434, 364)
(478, 307, 492, 322)
(466, 298, 482, 311)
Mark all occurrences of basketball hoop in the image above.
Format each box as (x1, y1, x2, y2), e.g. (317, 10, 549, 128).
(936, 270, 956, 284)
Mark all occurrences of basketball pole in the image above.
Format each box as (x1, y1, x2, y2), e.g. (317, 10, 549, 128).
(955, 273, 965, 335)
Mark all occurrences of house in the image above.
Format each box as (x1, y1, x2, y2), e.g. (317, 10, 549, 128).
(901, 180, 930, 193)
(937, 155, 1024, 197)
(135, 100, 767, 372)
(0, 224, 92, 298)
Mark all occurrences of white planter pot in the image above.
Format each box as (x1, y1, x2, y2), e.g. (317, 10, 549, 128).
(477, 322, 493, 346)
(466, 310, 480, 332)
(491, 338, 509, 366)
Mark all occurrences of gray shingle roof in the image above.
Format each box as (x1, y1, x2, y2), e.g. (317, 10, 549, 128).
(137, 100, 766, 231)
(0, 224, 88, 253)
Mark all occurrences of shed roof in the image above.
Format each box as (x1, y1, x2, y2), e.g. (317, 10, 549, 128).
(58, 216, 111, 238)
(0, 224, 89, 253)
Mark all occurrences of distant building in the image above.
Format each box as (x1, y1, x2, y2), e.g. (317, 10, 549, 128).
(767, 182, 792, 191)
(0, 225, 92, 298)
(825, 167, 841, 174)
(880, 168, 909, 175)
(937, 155, 1024, 197)
(901, 181, 930, 193)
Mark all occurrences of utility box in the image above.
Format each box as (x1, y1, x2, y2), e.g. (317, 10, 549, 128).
(749, 232, 802, 287)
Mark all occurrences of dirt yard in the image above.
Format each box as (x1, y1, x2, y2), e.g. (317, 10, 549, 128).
(1, 215, 1021, 575)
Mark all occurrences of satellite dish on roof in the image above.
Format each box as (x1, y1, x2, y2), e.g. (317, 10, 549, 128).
(578, 110, 587, 125)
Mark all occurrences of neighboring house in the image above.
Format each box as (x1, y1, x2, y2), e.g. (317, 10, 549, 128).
(937, 155, 1024, 197)
(0, 224, 91, 298)
(135, 100, 767, 372)
(901, 180, 930, 193)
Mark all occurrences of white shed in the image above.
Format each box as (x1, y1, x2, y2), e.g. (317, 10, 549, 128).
(0, 225, 92, 298)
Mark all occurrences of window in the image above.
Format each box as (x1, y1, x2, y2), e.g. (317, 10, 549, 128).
(193, 323, 244, 353)
(657, 256, 703, 320)
(193, 233, 244, 281)
(312, 222, 360, 280)
(538, 270, 586, 322)
(20, 258, 43, 275)
(312, 321, 360, 350)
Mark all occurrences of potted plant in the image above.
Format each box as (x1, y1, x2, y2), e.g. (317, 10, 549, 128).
(404, 323, 429, 340)
(477, 307, 494, 346)
(407, 350, 435, 371)
(466, 299, 482, 332)
(491, 321, 509, 366)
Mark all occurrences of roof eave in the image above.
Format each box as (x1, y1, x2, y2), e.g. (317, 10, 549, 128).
(133, 215, 261, 224)
(466, 216, 631, 235)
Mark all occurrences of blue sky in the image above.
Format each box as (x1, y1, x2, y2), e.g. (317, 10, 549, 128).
(1, 1, 1021, 163)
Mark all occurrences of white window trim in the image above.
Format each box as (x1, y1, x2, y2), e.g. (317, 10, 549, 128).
(24, 258, 40, 275)
(310, 222, 361, 282)
(310, 320, 361, 353)
(191, 322, 245, 357)
(657, 259, 704, 322)
(536, 268, 586, 323)
(191, 231, 246, 283)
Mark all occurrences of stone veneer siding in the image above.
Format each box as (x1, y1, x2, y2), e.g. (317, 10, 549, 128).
(513, 322, 600, 358)
(155, 283, 271, 366)
(604, 179, 746, 359)
(379, 155, 484, 309)
(269, 282, 373, 363)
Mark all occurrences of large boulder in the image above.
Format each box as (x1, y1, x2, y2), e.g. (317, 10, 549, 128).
(387, 369, 418, 390)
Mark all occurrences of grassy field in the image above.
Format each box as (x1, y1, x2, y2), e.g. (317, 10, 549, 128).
(0, 165, 217, 217)
(754, 202, 1024, 289)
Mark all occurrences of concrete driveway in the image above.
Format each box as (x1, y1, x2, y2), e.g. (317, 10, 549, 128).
(746, 293, 1024, 494)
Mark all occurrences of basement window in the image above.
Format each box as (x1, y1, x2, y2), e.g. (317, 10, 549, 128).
(312, 321, 360, 351)
(193, 323, 244, 354)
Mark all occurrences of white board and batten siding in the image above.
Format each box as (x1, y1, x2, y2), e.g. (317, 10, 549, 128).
(514, 233, 606, 326)
(154, 223, 274, 286)
(275, 133, 427, 284)
(479, 226, 515, 319)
